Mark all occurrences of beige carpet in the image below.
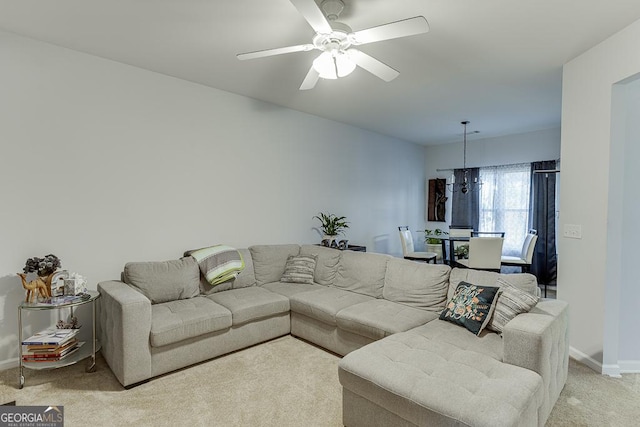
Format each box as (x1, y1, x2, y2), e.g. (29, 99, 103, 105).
(0, 335, 638, 426)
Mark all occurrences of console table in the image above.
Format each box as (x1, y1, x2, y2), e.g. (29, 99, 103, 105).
(315, 244, 366, 252)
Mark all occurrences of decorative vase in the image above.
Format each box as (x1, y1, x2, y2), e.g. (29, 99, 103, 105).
(426, 243, 443, 262)
(322, 235, 338, 247)
(43, 272, 57, 298)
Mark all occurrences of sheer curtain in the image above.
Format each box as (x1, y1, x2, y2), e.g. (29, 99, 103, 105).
(479, 163, 531, 256)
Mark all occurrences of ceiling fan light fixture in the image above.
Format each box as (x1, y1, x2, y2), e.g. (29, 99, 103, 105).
(312, 50, 355, 79)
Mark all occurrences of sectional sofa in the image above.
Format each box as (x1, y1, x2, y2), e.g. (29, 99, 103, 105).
(97, 244, 569, 426)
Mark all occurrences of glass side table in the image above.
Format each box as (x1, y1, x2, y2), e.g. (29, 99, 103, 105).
(18, 290, 101, 389)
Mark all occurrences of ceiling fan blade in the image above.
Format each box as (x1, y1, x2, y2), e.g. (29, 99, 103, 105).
(300, 66, 320, 90)
(290, 0, 333, 34)
(348, 49, 399, 82)
(351, 16, 429, 45)
(237, 44, 314, 61)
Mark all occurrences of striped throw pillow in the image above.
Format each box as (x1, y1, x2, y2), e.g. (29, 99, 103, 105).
(189, 245, 245, 286)
(488, 278, 540, 333)
(280, 254, 317, 284)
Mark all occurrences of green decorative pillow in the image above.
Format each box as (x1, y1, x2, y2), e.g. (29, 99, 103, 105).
(439, 281, 501, 335)
(188, 245, 245, 286)
(280, 254, 317, 284)
(488, 278, 540, 333)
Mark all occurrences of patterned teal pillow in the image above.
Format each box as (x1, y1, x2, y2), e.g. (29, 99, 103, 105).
(439, 281, 501, 335)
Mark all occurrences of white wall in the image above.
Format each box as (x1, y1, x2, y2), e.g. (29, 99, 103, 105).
(0, 31, 427, 367)
(560, 18, 640, 374)
(424, 128, 561, 226)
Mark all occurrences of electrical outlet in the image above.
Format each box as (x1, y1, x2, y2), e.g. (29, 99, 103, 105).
(563, 224, 582, 239)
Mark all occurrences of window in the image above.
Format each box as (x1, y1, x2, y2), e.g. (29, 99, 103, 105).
(479, 163, 531, 256)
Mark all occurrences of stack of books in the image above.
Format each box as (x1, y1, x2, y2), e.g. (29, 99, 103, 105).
(22, 328, 83, 362)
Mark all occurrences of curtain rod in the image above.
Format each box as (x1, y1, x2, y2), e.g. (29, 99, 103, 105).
(435, 158, 560, 173)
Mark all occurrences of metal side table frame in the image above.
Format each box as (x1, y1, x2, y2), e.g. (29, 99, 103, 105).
(18, 291, 101, 389)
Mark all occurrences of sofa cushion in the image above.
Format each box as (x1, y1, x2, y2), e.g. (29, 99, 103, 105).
(188, 245, 244, 286)
(124, 257, 200, 304)
(249, 244, 300, 286)
(440, 282, 501, 336)
(383, 258, 450, 312)
(339, 324, 543, 427)
(260, 281, 325, 298)
(299, 244, 342, 286)
(150, 297, 231, 347)
(448, 268, 539, 300)
(289, 287, 374, 326)
(409, 318, 505, 360)
(280, 254, 317, 284)
(488, 278, 540, 333)
(207, 287, 289, 326)
(336, 299, 438, 341)
(334, 251, 391, 298)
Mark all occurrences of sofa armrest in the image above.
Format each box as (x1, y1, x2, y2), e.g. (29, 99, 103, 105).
(97, 280, 152, 387)
(502, 299, 569, 422)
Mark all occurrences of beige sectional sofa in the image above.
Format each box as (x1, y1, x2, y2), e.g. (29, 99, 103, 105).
(97, 244, 569, 426)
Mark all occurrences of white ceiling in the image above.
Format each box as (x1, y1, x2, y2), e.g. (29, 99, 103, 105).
(1, 0, 639, 145)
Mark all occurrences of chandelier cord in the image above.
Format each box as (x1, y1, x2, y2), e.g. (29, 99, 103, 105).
(462, 120, 469, 171)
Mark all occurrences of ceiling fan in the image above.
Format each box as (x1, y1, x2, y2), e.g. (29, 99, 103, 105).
(236, 0, 429, 90)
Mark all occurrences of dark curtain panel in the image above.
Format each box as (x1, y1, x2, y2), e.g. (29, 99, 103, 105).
(451, 168, 480, 230)
(530, 161, 558, 287)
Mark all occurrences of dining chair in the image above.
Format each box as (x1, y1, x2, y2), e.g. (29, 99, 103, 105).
(456, 237, 504, 272)
(501, 230, 538, 272)
(398, 226, 437, 263)
(447, 226, 473, 264)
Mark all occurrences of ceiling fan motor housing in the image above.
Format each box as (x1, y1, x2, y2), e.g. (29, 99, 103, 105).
(321, 0, 345, 21)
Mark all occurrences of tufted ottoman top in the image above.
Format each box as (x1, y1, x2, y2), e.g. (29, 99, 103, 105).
(339, 320, 544, 427)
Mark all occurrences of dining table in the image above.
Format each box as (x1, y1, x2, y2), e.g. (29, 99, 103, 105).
(439, 232, 505, 266)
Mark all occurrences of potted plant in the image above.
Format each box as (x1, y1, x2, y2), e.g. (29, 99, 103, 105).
(454, 244, 469, 259)
(18, 254, 62, 300)
(313, 212, 349, 246)
(424, 228, 447, 261)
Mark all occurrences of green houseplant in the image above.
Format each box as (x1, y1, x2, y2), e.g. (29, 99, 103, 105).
(313, 212, 349, 238)
(424, 228, 447, 262)
(424, 228, 448, 244)
(454, 244, 469, 259)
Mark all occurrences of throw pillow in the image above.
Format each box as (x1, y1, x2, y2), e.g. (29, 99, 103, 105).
(488, 278, 540, 333)
(123, 257, 200, 304)
(439, 281, 501, 336)
(280, 254, 317, 284)
(187, 245, 245, 286)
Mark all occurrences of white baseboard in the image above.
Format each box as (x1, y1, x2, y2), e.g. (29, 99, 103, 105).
(569, 347, 640, 376)
(602, 364, 622, 378)
(619, 360, 640, 374)
(0, 358, 19, 371)
(569, 346, 607, 374)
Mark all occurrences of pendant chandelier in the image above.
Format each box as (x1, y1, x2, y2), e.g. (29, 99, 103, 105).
(447, 121, 482, 194)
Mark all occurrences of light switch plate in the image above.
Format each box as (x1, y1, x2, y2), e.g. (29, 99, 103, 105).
(563, 224, 582, 239)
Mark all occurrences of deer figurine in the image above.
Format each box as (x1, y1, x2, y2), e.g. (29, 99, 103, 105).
(17, 273, 50, 302)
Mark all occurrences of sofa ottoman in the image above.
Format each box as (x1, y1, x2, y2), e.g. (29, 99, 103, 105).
(339, 325, 544, 427)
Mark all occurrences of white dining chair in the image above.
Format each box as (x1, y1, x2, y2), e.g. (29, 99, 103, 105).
(398, 226, 437, 263)
(447, 226, 473, 264)
(456, 237, 504, 271)
(501, 230, 538, 272)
